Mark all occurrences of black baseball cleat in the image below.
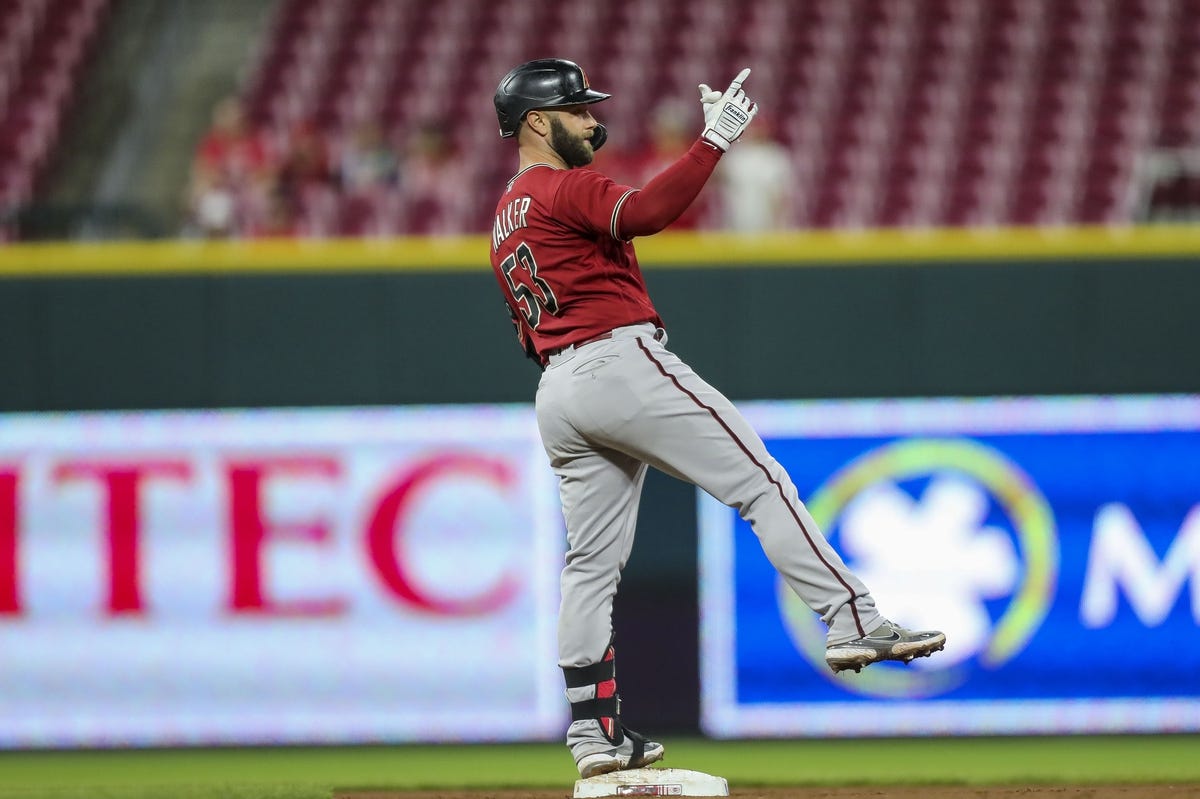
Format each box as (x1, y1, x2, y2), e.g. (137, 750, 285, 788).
(568, 719, 665, 779)
(825, 620, 946, 674)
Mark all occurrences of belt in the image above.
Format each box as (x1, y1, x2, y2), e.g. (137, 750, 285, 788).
(544, 331, 614, 358)
(544, 326, 664, 358)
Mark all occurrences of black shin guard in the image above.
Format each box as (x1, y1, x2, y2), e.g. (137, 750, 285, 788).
(563, 641, 622, 744)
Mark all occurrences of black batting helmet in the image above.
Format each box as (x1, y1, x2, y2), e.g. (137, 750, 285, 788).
(494, 58, 610, 138)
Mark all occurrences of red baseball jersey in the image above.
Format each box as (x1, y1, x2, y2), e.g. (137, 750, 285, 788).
(490, 164, 663, 364)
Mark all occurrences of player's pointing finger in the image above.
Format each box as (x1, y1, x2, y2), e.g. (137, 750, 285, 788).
(728, 67, 751, 91)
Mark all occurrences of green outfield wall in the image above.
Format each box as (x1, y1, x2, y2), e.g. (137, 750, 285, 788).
(1, 226, 1197, 411)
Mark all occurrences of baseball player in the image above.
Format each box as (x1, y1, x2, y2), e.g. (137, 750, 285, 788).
(490, 58, 945, 779)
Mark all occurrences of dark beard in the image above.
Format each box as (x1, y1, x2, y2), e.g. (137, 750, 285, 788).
(549, 117, 594, 169)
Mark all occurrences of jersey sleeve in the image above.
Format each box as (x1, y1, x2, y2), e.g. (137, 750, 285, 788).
(618, 139, 722, 238)
(551, 168, 639, 241)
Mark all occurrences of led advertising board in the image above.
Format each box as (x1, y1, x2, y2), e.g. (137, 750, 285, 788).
(0, 406, 564, 747)
(700, 395, 1200, 737)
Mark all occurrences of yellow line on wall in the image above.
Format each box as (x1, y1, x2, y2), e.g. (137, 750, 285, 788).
(1, 225, 1198, 278)
(639, 224, 1200, 265)
(0, 236, 489, 277)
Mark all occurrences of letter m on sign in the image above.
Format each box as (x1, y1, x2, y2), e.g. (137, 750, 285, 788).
(1080, 503, 1200, 627)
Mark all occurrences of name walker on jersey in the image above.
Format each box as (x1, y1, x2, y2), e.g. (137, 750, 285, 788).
(493, 196, 532, 251)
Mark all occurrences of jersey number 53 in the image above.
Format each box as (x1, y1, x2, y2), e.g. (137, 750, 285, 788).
(500, 241, 559, 329)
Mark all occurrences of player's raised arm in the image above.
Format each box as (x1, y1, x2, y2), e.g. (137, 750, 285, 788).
(617, 68, 758, 238)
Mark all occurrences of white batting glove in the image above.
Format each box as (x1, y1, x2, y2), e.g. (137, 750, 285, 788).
(698, 68, 757, 151)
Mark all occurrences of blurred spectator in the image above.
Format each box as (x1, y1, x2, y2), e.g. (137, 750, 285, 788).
(185, 96, 276, 238)
(1139, 146, 1200, 222)
(275, 120, 333, 219)
(714, 118, 796, 233)
(244, 180, 305, 237)
(338, 121, 400, 196)
(400, 121, 472, 234)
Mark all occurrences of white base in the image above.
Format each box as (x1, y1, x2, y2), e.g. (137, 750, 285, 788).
(573, 768, 729, 797)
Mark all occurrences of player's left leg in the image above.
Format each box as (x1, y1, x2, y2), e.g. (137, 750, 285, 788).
(536, 349, 665, 776)
(550, 445, 647, 667)
(562, 635, 665, 778)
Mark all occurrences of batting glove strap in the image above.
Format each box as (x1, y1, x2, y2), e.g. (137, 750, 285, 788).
(704, 102, 752, 151)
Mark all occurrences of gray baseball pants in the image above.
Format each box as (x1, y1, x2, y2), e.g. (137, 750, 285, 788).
(536, 322, 881, 668)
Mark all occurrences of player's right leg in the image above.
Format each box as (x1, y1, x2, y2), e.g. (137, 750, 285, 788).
(575, 328, 944, 670)
(824, 619, 947, 673)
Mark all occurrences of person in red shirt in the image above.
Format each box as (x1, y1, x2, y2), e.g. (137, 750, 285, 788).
(187, 96, 275, 237)
(490, 59, 945, 781)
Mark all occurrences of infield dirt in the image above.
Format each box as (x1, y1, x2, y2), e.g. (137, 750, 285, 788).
(339, 785, 1200, 798)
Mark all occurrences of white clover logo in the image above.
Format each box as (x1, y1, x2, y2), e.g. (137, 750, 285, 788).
(839, 475, 1020, 668)
(778, 438, 1058, 698)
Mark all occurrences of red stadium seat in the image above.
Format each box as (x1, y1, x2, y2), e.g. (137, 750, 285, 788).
(0, 0, 110, 212)
(196, 0, 1200, 233)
